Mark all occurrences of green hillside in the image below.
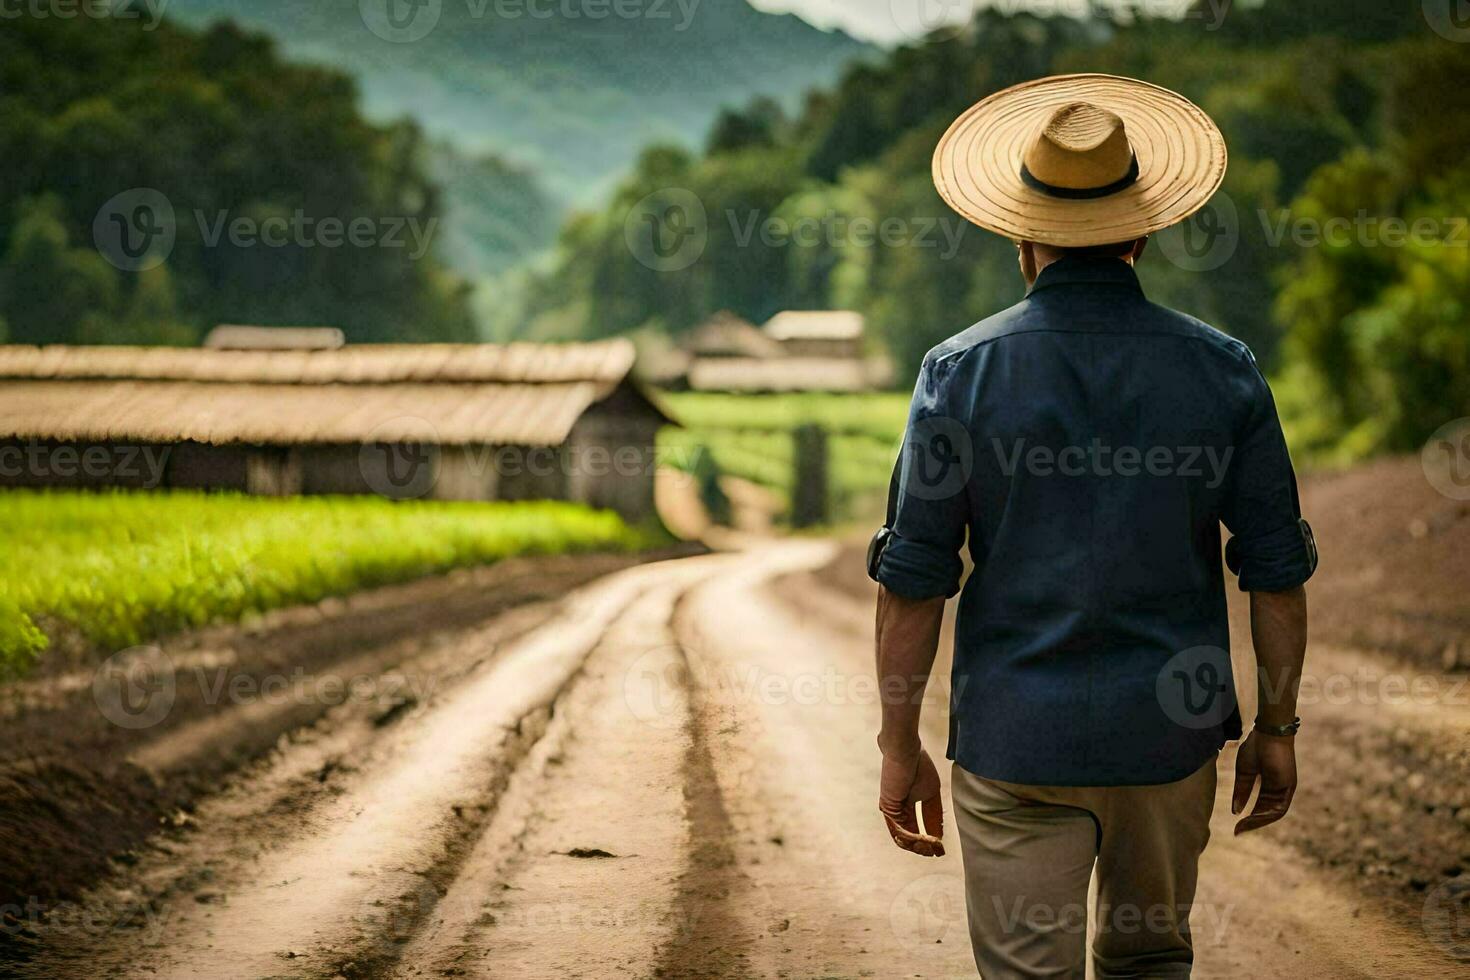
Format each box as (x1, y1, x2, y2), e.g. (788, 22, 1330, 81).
(164, 0, 874, 200)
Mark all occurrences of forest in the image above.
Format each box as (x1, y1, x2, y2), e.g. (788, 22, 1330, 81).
(0, 15, 476, 345)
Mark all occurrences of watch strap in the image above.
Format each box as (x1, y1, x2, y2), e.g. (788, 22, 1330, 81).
(1254, 716, 1301, 737)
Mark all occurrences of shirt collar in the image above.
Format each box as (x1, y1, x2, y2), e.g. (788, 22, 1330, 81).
(1026, 255, 1145, 298)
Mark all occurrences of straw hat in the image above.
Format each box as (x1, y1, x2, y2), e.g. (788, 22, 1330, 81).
(932, 74, 1227, 247)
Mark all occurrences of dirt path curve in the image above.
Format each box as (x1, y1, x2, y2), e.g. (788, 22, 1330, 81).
(19, 542, 1459, 978)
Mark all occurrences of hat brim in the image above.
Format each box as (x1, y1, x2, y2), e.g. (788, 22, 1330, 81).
(932, 74, 1227, 247)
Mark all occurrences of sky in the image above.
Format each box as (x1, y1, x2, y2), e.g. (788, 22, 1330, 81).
(748, 0, 974, 44)
(749, 0, 1197, 46)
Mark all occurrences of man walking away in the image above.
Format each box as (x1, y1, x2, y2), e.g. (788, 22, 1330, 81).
(869, 74, 1317, 978)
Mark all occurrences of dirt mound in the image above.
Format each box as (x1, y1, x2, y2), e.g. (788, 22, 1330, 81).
(1295, 454, 1470, 672)
(0, 758, 165, 952)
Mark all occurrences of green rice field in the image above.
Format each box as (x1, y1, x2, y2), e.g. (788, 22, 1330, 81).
(0, 491, 654, 676)
(659, 392, 909, 520)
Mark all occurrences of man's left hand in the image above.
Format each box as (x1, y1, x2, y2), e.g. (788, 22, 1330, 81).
(879, 745, 945, 857)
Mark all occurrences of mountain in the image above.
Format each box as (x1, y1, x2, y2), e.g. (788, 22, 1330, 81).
(429, 142, 562, 278)
(163, 0, 875, 205)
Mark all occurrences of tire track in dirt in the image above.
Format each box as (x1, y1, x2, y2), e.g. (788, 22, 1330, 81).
(391, 577, 715, 978)
(13, 555, 728, 979)
(391, 542, 837, 979)
(649, 592, 757, 980)
(0, 550, 679, 929)
(664, 541, 978, 979)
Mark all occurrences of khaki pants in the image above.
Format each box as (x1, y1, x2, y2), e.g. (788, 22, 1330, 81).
(951, 756, 1217, 979)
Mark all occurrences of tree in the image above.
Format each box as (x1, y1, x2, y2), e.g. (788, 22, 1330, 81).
(706, 98, 788, 155)
(0, 196, 121, 345)
(0, 15, 473, 345)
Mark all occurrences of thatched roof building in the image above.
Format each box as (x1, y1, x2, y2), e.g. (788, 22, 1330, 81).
(0, 341, 672, 518)
(683, 311, 785, 360)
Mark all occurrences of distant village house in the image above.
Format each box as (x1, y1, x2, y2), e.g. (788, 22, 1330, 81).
(659, 309, 891, 393)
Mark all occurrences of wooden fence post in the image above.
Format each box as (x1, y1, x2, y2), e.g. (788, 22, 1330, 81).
(791, 423, 829, 528)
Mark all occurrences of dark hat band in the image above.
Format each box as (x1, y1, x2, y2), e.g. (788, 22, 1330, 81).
(1020, 155, 1140, 200)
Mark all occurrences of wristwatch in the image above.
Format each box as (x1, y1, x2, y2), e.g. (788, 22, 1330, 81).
(1254, 716, 1301, 737)
(866, 526, 893, 582)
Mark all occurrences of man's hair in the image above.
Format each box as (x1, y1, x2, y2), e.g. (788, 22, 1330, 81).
(1058, 239, 1139, 259)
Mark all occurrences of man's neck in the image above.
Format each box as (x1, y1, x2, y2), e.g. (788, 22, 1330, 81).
(1022, 240, 1142, 287)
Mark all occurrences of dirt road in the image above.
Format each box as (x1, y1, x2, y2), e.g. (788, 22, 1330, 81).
(11, 541, 1463, 978)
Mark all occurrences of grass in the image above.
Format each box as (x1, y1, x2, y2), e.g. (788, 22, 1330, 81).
(0, 490, 657, 677)
(659, 392, 908, 522)
(660, 391, 910, 444)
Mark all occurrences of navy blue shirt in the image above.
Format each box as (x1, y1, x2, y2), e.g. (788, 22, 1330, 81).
(874, 256, 1317, 787)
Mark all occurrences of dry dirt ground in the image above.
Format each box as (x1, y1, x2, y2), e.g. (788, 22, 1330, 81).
(1, 456, 1466, 978)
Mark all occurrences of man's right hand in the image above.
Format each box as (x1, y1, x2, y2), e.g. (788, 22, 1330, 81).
(879, 745, 945, 857)
(1231, 730, 1297, 835)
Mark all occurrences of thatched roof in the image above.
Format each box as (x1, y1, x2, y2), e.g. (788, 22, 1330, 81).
(204, 325, 346, 350)
(682, 312, 784, 359)
(0, 340, 635, 386)
(763, 311, 865, 342)
(688, 357, 884, 393)
(0, 340, 668, 447)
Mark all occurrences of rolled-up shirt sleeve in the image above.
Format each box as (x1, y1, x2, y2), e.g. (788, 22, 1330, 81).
(874, 352, 969, 600)
(1220, 353, 1318, 592)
